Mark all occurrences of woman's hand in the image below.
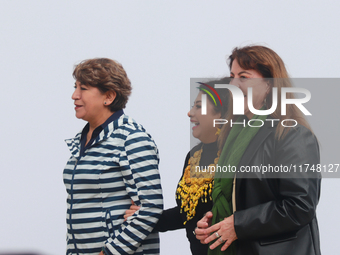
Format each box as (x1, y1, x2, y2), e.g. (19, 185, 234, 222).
(202, 214, 237, 251)
(123, 200, 140, 221)
(195, 211, 213, 243)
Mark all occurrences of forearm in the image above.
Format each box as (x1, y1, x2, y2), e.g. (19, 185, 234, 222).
(104, 130, 163, 254)
(154, 206, 184, 232)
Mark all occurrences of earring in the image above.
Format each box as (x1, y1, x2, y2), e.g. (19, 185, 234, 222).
(215, 127, 221, 136)
(104, 102, 107, 105)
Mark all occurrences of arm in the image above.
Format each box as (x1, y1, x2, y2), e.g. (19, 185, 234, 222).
(154, 206, 184, 232)
(104, 130, 163, 255)
(234, 125, 321, 240)
(124, 204, 185, 233)
(124, 151, 191, 232)
(124, 205, 184, 232)
(154, 152, 191, 232)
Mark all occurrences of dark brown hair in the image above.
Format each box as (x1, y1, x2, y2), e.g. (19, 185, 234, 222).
(199, 77, 230, 119)
(219, 45, 311, 148)
(73, 58, 132, 112)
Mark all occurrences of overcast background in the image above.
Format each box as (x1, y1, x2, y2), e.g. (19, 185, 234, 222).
(0, 1, 339, 254)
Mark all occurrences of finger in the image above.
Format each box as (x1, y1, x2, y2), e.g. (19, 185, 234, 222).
(195, 227, 208, 236)
(197, 215, 211, 228)
(209, 238, 222, 250)
(221, 239, 232, 251)
(124, 214, 132, 219)
(204, 231, 219, 244)
(130, 205, 140, 210)
(125, 210, 135, 216)
(131, 200, 135, 205)
(196, 233, 209, 241)
(204, 223, 221, 235)
(196, 235, 210, 244)
(200, 239, 208, 244)
(197, 220, 209, 229)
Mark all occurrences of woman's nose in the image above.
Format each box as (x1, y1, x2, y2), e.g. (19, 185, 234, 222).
(187, 110, 191, 117)
(72, 88, 80, 100)
(230, 79, 240, 88)
(187, 107, 194, 118)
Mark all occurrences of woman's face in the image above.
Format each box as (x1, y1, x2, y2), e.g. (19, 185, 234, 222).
(188, 91, 221, 144)
(230, 60, 270, 119)
(72, 81, 109, 126)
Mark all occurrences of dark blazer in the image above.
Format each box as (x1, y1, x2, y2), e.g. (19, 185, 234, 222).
(233, 122, 321, 255)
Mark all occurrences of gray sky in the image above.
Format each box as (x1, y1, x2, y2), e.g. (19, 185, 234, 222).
(0, 1, 339, 254)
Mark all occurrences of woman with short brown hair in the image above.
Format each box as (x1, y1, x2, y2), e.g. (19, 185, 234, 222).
(64, 58, 163, 255)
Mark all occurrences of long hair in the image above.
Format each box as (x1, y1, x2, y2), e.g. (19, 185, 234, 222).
(218, 45, 311, 150)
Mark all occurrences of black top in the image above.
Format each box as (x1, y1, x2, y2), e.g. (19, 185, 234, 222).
(155, 141, 219, 255)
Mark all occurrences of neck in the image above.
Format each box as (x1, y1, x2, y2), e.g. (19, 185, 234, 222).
(88, 110, 114, 132)
(86, 110, 114, 141)
(200, 136, 218, 144)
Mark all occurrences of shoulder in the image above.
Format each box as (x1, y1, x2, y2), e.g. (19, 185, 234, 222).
(276, 124, 317, 148)
(260, 118, 316, 145)
(271, 124, 320, 170)
(115, 115, 158, 152)
(109, 114, 155, 141)
(247, 122, 319, 163)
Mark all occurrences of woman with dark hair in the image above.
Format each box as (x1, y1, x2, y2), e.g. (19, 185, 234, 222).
(125, 77, 230, 255)
(195, 45, 321, 255)
(64, 58, 163, 255)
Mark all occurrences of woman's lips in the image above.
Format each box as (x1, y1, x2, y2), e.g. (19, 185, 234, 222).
(75, 105, 82, 110)
(191, 121, 199, 130)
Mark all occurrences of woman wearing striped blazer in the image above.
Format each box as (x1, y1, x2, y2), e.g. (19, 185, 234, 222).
(64, 58, 163, 255)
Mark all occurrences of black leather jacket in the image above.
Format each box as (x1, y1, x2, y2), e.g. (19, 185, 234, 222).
(233, 122, 321, 255)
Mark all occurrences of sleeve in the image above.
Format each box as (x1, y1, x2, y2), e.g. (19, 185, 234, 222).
(154, 206, 184, 232)
(154, 151, 190, 232)
(104, 129, 163, 255)
(154, 151, 191, 232)
(234, 125, 321, 240)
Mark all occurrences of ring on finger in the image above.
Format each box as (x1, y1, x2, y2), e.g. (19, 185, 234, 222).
(193, 227, 198, 236)
(219, 237, 225, 243)
(215, 232, 220, 238)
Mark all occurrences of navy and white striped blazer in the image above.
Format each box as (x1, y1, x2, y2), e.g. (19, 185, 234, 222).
(64, 114, 163, 255)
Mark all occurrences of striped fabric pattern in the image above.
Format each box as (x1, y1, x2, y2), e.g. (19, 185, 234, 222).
(63, 114, 163, 255)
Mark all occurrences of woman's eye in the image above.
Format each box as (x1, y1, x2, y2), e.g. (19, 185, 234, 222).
(80, 87, 87, 90)
(195, 104, 201, 109)
(240, 76, 248, 81)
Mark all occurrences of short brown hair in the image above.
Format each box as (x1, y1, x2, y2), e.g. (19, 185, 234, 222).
(73, 58, 132, 112)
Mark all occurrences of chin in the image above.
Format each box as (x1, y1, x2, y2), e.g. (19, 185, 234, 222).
(192, 132, 200, 140)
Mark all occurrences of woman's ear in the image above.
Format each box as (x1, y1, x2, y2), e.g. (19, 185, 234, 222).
(105, 91, 116, 105)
